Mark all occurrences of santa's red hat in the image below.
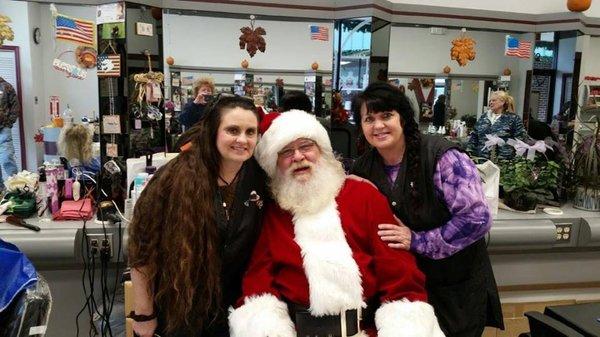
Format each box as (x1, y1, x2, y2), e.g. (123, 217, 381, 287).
(255, 110, 331, 177)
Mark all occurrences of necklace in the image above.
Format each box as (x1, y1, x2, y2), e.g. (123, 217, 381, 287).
(217, 166, 243, 221)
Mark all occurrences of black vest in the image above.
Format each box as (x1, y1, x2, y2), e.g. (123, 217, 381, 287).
(352, 135, 504, 336)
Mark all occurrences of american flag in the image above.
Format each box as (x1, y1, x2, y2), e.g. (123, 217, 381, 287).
(310, 25, 329, 41)
(505, 36, 532, 58)
(97, 54, 121, 77)
(56, 14, 95, 46)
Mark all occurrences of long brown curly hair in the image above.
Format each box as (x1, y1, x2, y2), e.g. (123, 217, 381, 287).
(128, 96, 258, 334)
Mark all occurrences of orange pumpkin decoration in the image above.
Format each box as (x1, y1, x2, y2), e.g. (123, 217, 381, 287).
(311, 62, 319, 71)
(567, 0, 591, 12)
(503, 68, 512, 76)
(166, 56, 174, 65)
(443, 65, 451, 74)
(241, 59, 249, 69)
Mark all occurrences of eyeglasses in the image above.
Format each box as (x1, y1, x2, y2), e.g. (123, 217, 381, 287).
(277, 140, 317, 159)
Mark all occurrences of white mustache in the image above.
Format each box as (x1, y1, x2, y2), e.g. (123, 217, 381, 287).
(287, 160, 314, 175)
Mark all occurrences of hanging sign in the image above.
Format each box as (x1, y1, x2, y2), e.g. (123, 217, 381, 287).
(53, 58, 87, 80)
(97, 54, 121, 78)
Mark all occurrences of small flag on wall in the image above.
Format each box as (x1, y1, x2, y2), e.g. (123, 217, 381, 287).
(310, 25, 329, 41)
(97, 54, 121, 78)
(505, 35, 532, 58)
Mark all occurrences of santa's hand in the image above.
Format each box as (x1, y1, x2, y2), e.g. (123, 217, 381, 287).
(378, 223, 411, 250)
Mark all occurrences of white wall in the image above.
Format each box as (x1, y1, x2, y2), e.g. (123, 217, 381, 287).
(2, 1, 99, 170)
(387, 0, 600, 15)
(450, 79, 480, 119)
(163, 13, 333, 71)
(39, 4, 99, 123)
(1, 0, 44, 170)
(389, 27, 533, 116)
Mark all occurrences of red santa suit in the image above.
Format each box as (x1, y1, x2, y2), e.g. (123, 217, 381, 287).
(229, 110, 444, 337)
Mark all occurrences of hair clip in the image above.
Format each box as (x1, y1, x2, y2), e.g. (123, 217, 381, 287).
(244, 190, 263, 209)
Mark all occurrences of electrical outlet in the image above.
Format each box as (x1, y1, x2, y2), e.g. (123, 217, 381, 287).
(86, 233, 113, 257)
(555, 223, 572, 243)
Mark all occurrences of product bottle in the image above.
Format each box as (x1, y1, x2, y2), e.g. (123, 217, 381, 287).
(62, 105, 74, 126)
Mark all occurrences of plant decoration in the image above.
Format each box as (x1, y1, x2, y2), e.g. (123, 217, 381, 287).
(498, 139, 559, 211)
(331, 90, 349, 125)
(451, 28, 476, 67)
(0, 14, 15, 47)
(239, 15, 266, 58)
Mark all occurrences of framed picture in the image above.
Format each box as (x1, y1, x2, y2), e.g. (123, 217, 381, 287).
(135, 22, 153, 36)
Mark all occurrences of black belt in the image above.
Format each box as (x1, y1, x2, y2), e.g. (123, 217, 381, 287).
(287, 303, 376, 337)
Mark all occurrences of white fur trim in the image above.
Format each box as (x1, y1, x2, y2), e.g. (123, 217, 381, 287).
(255, 109, 332, 177)
(293, 200, 365, 316)
(228, 293, 295, 337)
(375, 299, 445, 337)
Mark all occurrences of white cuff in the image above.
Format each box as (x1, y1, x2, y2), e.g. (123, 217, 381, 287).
(229, 293, 296, 337)
(375, 299, 445, 337)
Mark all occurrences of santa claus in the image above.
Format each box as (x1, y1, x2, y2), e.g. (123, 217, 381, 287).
(229, 110, 444, 337)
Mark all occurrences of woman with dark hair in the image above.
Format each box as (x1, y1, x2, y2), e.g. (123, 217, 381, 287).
(350, 82, 503, 337)
(128, 95, 267, 337)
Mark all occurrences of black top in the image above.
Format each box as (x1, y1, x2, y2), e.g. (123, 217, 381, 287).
(156, 158, 268, 337)
(433, 100, 446, 127)
(351, 135, 504, 336)
(179, 101, 206, 130)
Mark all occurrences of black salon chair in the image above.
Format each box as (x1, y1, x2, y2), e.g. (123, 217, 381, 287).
(523, 311, 585, 337)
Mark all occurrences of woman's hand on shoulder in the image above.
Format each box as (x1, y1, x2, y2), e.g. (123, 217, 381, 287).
(132, 318, 158, 337)
(378, 218, 411, 250)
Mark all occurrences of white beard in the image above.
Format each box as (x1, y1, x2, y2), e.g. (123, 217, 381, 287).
(271, 153, 346, 216)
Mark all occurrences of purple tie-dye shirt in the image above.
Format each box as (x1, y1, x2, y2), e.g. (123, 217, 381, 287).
(386, 149, 491, 259)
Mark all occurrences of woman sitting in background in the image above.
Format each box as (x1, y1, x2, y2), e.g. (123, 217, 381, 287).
(467, 90, 528, 160)
(58, 123, 101, 176)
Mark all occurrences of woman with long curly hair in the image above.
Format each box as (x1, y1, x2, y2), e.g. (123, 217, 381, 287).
(128, 95, 267, 337)
(350, 83, 503, 337)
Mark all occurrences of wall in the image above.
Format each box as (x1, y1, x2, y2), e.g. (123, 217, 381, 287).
(387, 0, 600, 15)
(163, 13, 334, 71)
(389, 27, 533, 116)
(2, 1, 99, 170)
(39, 4, 99, 124)
(450, 79, 480, 119)
(1, 0, 44, 170)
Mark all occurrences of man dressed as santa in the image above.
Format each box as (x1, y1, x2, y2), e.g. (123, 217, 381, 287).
(229, 110, 444, 337)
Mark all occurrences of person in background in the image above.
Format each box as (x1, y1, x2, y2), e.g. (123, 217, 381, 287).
(0, 76, 19, 191)
(179, 77, 215, 130)
(467, 90, 528, 160)
(229, 110, 443, 337)
(280, 90, 313, 113)
(351, 83, 503, 337)
(58, 124, 101, 176)
(433, 94, 447, 128)
(128, 95, 267, 337)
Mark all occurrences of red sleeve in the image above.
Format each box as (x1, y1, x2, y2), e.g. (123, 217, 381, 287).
(364, 185, 428, 303)
(237, 204, 280, 306)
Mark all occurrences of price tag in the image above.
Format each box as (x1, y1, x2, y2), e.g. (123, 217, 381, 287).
(106, 143, 118, 157)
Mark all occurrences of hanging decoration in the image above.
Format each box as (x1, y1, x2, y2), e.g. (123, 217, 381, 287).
(311, 62, 319, 71)
(239, 15, 266, 58)
(166, 56, 174, 65)
(0, 15, 15, 47)
(567, 0, 592, 12)
(450, 28, 476, 67)
(133, 50, 164, 104)
(53, 50, 87, 80)
(408, 78, 436, 107)
(97, 41, 121, 78)
(443, 65, 451, 74)
(241, 59, 249, 69)
(75, 46, 97, 68)
(503, 68, 512, 76)
(51, 4, 96, 47)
